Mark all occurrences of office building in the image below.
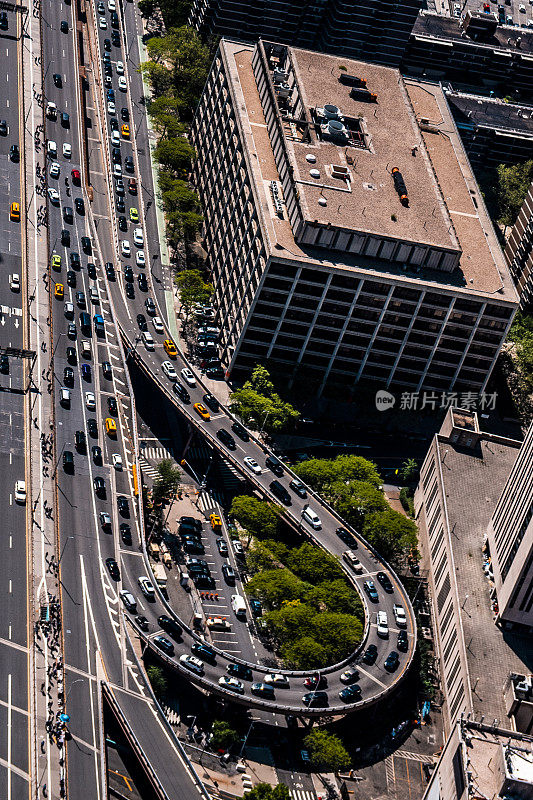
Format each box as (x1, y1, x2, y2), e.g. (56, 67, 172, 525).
(189, 0, 422, 69)
(486, 422, 533, 629)
(190, 40, 518, 396)
(414, 409, 530, 734)
(505, 186, 533, 310)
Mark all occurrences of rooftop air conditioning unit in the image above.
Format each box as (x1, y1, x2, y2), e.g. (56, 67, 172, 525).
(331, 164, 350, 180)
(275, 82, 291, 98)
(273, 67, 288, 83)
(322, 119, 350, 143)
(323, 103, 343, 120)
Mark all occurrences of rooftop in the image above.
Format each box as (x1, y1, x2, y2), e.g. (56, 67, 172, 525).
(446, 91, 533, 138)
(412, 11, 533, 55)
(450, 409, 478, 431)
(434, 430, 532, 724)
(223, 39, 517, 302)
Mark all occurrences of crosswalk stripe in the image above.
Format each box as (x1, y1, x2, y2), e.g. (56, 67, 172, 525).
(289, 791, 316, 800)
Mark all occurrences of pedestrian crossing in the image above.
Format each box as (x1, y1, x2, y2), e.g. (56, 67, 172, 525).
(141, 445, 174, 462)
(289, 790, 316, 800)
(139, 456, 160, 481)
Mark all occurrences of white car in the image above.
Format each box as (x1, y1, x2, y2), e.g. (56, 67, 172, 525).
(119, 590, 136, 612)
(206, 616, 231, 631)
(63, 142, 72, 158)
(107, 101, 116, 115)
(376, 610, 389, 638)
(120, 240, 131, 257)
(133, 227, 144, 246)
(180, 654, 205, 675)
(393, 604, 407, 627)
(48, 187, 60, 203)
(519, 3, 526, 10)
(152, 316, 164, 334)
(9, 274, 20, 292)
(85, 392, 96, 411)
(112, 453, 123, 470)
(113, 163, 122, 177)
(136, 251, 146, 267)
(116, 60, 124, 74)
(107, 0, 116, 9)
(264, 673, 289, 687)
(99, 15, 107, 28)
(162, 360, 178, 381)
(47, 140, 57, 158)
(64, 302, 74, 318)
(244, 456, 261, 475)
(14, 480, 26, 504)
(138, 576, 155, 599)
(181, 367, 196, 387)
(302, 507, 322, 530)
(218, 676, 244, 694)
(118, 76, 127, 92)
(49, 162, 60, 178)
(111, 130, 120, 146)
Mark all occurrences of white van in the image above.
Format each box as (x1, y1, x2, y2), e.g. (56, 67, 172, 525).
(343, 550, 363, 573)
(302, 507, 322, 530)
(231, 594, 247, 618)
(376, 610, 389, 638)
(47, 140, 57, 158)
(142, 331, 155, 351)
(81, 340, 91, 359)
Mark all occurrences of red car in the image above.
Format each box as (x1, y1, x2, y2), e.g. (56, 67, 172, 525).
(71, 168, 81, 185)
(303, 673, 327, 690)
(128, 177, 137, 194)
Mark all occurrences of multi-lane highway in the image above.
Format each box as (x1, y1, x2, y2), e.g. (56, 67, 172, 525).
(0, 5, 31, 799)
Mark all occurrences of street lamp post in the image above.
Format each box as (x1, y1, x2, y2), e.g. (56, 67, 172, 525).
(64, 678, 85, 705)
(239, 720, 255, 759)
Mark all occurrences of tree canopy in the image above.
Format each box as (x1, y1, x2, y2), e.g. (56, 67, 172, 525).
(175, 269, 213, 318)
(303, 730, 351, 773)
(229, 365, 299, 434)
(244, 784, 290, 800)
(244, 569, 310, 609)
(210, 720, 239, 751)
(496, 160, 533, 229)
(293, 454, 382, 493)
(230, 495, 281, 539)
(363, 509, 418, 565)
(152, 459, 181, 507)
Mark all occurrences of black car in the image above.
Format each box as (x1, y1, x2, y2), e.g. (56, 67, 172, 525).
(103, 38, 111, 50)
(53, 73, 63, 87)
(336, 527, 357, 548)
(61, 112, 69, 127)
(107, 397, 117, 415)
(0, 120, 7, 135)
(154, 635, 174, 656)
(221, 564, 236, 584)
(269, 480, 291, 505)
(87, 418, 98, 438)
(66, 270, 76, 287)
(63, 367, 74, 386)
(87, 262, 97, 279)
(397, 630, 408, 652)
(111, 29, 120, 45)
(376, 571, 393, 593)
(302, 691, 328, 708)
(136, 615, 149, 631)
(124, 155, 134, 172)
(363, 580, 379, 602)
(203, 393, 220, 412)
(81, 236, 91, 254)
(362, 644, 378, 665)
(158, 615, 182, 640)
(339, 684, 362, 703)
(120, 523, 132, 545)
(63, 206, 73, 224)
(116, 197, 125, 213)
(92, 445, 103, 465)
(191, 642, 216, 662)
(265, 455, 283, 476)
(93, 476, 106, 497)
(110, 116, 118, 130)
(76, 290, 86, 308)
(60, 19, 68, 32)
(217, 428, 236, 449)
(173, 382, 190, 403)
(67, 323, 77, 339)
(137, 313, 147, 331)
(66, 347, 77, 365)
(227, 663, 252, 681)
(75, 430, 86, 452)
(105, 262, 116, 280)
(61, 229, 70, 246)
(125, 283, 135, 299)
(75, 198, 85, 215)
(121, 107, 129, 121)
(102, 361, 112, 379)
(144, 297, 156, 316)
(384, 651, 400, 672)
(117, 496, 129, 517)
(137, 273, 148, 291)
(70, 252, 81, 269)
(192, 572, 213, 587)
(63, 450, 74, 473)
(180, 515, 202, 532)
(0, 355, 9, 374)
(118, 215, 127, 232)
(10, 144, 19, 162)
(106, 88, 115, 102)
(206, 366, 225, 379)
(110, 10, 119, 26)
(183, 539, 205, 555)
(231, 421, 249, 441)
(289, 479, 307, 499)
(0, 13, 7, 30)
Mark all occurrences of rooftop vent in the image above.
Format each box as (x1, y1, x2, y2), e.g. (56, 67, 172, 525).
(310, 169, 320, 179)
(315, 105, 344, 123)
(331, 164, 351, 180)
(318, 197, 327, 207)
(392, 167, 409, 207)
(275, 82, 291, 98)
(273, 67, 288, 84)
(350, 87, 378, 103)
(321, 119, 350, 143)
(306, 153, 317, 163)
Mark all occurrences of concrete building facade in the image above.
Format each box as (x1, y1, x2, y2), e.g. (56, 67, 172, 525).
(190, 39, 518, 396)
(487, 422, 533, 630)
(505, 184, 533, 310)
(189, 0, 422, 69)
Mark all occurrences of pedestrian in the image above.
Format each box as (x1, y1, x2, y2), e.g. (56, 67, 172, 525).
(40, 739, 45, 754)
(41, 682, 45, 695)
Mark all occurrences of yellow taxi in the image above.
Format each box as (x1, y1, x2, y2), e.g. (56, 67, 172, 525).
(54, 283, 64, 299)
(163, 339, 178, 358)
(193, 402, 210, 421)
(10, 202, 20, 222)
(121, 123, 130, 138)
(209, 513, 222, 531)
(105, 417, 117, 437)
(51, 254, 62, 271)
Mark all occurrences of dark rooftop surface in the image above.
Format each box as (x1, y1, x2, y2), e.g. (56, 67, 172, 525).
(446, 91, 533, 136)
(413, 11, 533, 53)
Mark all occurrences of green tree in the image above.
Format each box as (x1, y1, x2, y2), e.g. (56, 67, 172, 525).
(496, 160, 533, 229)
(138, 0, 155, 17)
(210, 720, 239, 750)
(153, 459, 181, 506)
(508, 311, 533, 390)
(310, 613, 363, 662)
(303, 729, 351, 773)
(281, 636, 327, 669)
(307, 579, 364, 617)
(149, 96, 186, 140)
(265, 602, 316, 643)
(363, 509, 418, 567)
(154, 138, 196, 177)
(175, 269, 213, 319)
(230, 387, 299, 434)
(230, 495, 280, 539)
(245, 540, 279, 574)
(327, 480, 387, 527)
(293, 455, 381, 493)
(244, 784, 290, 800)
(286, 543, 343, 584)
(244, 569, 310, 609)
(146, 664, 167, 696)
(247, 364, 275, 396)
(398, 458, 419, 484)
